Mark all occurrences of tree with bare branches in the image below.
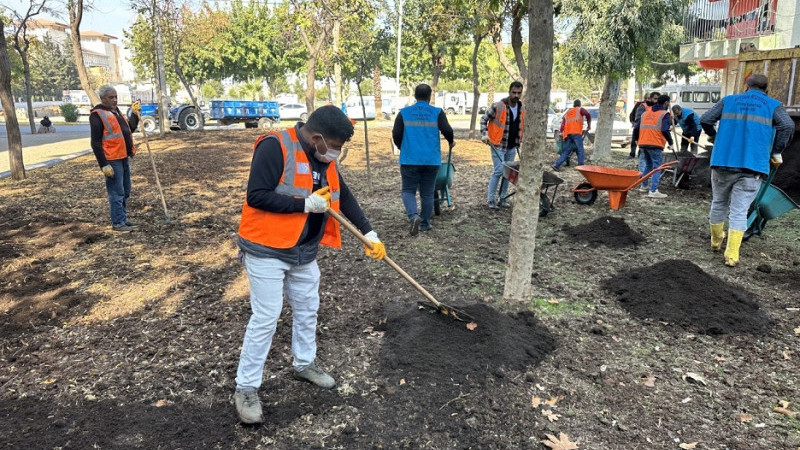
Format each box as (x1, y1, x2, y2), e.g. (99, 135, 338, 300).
(67, 0, 100, 107)
(7, 1, 49, 135)
(0, 15, 25, 180)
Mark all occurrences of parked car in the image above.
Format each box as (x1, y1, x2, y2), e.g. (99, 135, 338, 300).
(279, 103, 308, 122)
(549, 106, 631, 147)
(545, 107, 558, 136)
(346, 95, 376, 120)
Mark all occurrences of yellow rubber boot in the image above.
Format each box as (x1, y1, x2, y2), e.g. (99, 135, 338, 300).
(724, 229, 744, 267)
(710, 222, 725, 251)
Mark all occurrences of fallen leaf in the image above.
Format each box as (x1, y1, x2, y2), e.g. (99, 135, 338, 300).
(531, 396, 542, 408)
(773, 407, 797, 416)
(783, 350, 792, 361)
(466, 322, 478, 331)
(154, 399, 173, 408)
(679, 442, 698, 449)
(41, 378, 56, 385)
(541, 432, 579, 450)
(737, 413, 753, 422)
(547, 298, 560, 304)
(794, 326, 800, 334)
(779, 400, 791, 408)
(545, 395, 565, 406)
(682, 372, 707, 386)
(399, 379, 406, 385)
(542, 409, 561, 422)
(640, 375, 656, 387)
(714, 356, 725, 362)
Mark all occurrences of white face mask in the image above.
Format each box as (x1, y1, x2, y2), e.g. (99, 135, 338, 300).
(314, 136, 340, 163)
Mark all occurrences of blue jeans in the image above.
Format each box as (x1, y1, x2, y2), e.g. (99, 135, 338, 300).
(638, 147, 663, 192)
(400, 164, 438, 227)
(709, 168, 762, 231)
(554, 134, 584, 168)
(488, 145, 517, 204)
(104, 159, 131, 225)
(236, 253, 321, 390)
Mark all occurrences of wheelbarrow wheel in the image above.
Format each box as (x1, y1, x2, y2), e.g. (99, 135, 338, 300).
(574, 182, 597, 205)
(434, 191, 441, 216)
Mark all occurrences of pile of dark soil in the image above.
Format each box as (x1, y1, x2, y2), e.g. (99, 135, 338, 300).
(562, 216, 645, 248)
(772, 137, 800, 202)
(603, 259, 773, 335)
(377, 303, 556, 383)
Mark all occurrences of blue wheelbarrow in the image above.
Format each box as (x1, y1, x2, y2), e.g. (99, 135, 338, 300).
(434, 142, 456, 216)
(745, 166, 800, 240)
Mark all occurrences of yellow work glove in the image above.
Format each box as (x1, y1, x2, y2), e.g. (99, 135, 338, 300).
(770, 153, 783, 169)
(303, 186, 331, 213)
(131, 101, 142, 116)
(363, 230, 386, 260)
(101, 165, 114, 178)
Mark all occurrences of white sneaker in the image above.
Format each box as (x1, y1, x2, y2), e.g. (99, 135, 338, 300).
(233, 390, 264, 424)
(638, 185, 648, 193)
(648, 190, 667, 199)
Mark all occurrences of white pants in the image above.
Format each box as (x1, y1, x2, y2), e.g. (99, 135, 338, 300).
(235, 253, 321, 391)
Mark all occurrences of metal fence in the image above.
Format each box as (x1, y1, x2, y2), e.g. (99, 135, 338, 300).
(682, 0, 777, 43)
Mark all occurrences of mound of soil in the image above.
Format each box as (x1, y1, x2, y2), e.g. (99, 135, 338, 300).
(772, 137, 800, 202)
(377, 303, 556, 383)
(602, 259, 773, 335)
(562, 216, 645, 248)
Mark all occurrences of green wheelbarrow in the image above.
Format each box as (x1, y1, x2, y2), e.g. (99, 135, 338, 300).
(745, 166, 800, 240)
(434, 142, 455, 216)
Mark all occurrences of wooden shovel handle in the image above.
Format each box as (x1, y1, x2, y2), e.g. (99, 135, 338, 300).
(327, 209, 443, 308)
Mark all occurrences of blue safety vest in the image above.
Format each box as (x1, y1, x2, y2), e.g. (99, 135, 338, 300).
(677, 107, 701, 134)
(711, 90, 780, 174)
(398, 102, 442, 165)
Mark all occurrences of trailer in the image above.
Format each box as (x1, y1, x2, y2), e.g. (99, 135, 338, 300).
(210, 100, 280, 128)
(127, 103, 205, 132)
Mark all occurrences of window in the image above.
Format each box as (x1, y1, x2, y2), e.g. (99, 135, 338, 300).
(710, 92, 720, 103)
(693, 92, 710, 103)
(681, 92, 692, 102)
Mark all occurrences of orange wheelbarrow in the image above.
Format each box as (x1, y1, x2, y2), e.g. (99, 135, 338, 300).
(571, 160, 679, 209)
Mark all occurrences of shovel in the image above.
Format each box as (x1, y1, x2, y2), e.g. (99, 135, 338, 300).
(327, 209, 476, 325)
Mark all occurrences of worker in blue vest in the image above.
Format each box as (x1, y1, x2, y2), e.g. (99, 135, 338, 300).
(700, 73, 794, 267)
(671, 105, 703, 153)
(392, 84, 455, 235)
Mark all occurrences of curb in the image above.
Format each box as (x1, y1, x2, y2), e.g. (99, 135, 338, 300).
(0, 149, 92, 179)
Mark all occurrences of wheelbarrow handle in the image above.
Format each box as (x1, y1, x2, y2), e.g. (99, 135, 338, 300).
(326, 209, 444, 309)
(625, 160, 680, 191)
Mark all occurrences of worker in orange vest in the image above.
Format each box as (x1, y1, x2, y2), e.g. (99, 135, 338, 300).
(629, 91, 660, 159)
(634, 94, 674, 198)
(480, 81, 525, 209)
(90, 85, 140, 232)
(552, 99, 591, 171)
(233, 106, 386, 425)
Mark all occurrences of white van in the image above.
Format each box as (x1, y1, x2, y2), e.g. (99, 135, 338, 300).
(660, 84, 721, 116)
(346, 95, 376, 120)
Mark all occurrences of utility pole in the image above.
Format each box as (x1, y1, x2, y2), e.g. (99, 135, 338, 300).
(153, 0, 170, 134)
(395, 0, 403, 104)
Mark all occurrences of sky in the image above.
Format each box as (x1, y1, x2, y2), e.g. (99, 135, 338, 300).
(7, 1, 136, 39)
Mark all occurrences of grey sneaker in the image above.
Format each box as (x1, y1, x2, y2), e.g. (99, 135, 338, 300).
(233, 390, 263, 424)
(409, 215, 421, 236)
(498, 200, 512, 208)
(112, 224, 134, 232)
(648, 190, 667, 198)
(293, 362, 336, 389)
(125, 221, 140, 228)
(487, 201, 499, 210)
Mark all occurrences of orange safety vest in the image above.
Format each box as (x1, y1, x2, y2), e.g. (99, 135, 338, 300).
(561, 107, 584, 138)
(92, 108, 135, 160)
(487, 101, 525, 146)
(638, 109, 668, 148)
(238, 128, 342, 249)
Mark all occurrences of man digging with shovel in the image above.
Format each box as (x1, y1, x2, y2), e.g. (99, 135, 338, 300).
(233, 105, 387, 424)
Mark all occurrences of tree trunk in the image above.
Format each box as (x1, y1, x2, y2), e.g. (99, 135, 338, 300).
(68, 0, 100, 106)
(153, 8, 170, 135)
(0, 19, 25, 180)
(469, 34, 483, 139)
(592, 75, 621, 162)
(490, 24, 521, 81)
(510, 2, 528, 81)
(373, 66, 382, 119)
(173, 52, 202, 130)
(333, 18, 343, 108)
(305, 57, 316, 113)
(429, 43, 443, 94)
(503, 0, 554, 303)
(21, 57, 36, 134)
(356, 80, 372, 191)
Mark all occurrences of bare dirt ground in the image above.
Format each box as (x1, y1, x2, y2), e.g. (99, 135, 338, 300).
(1, 125, 799, 449)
